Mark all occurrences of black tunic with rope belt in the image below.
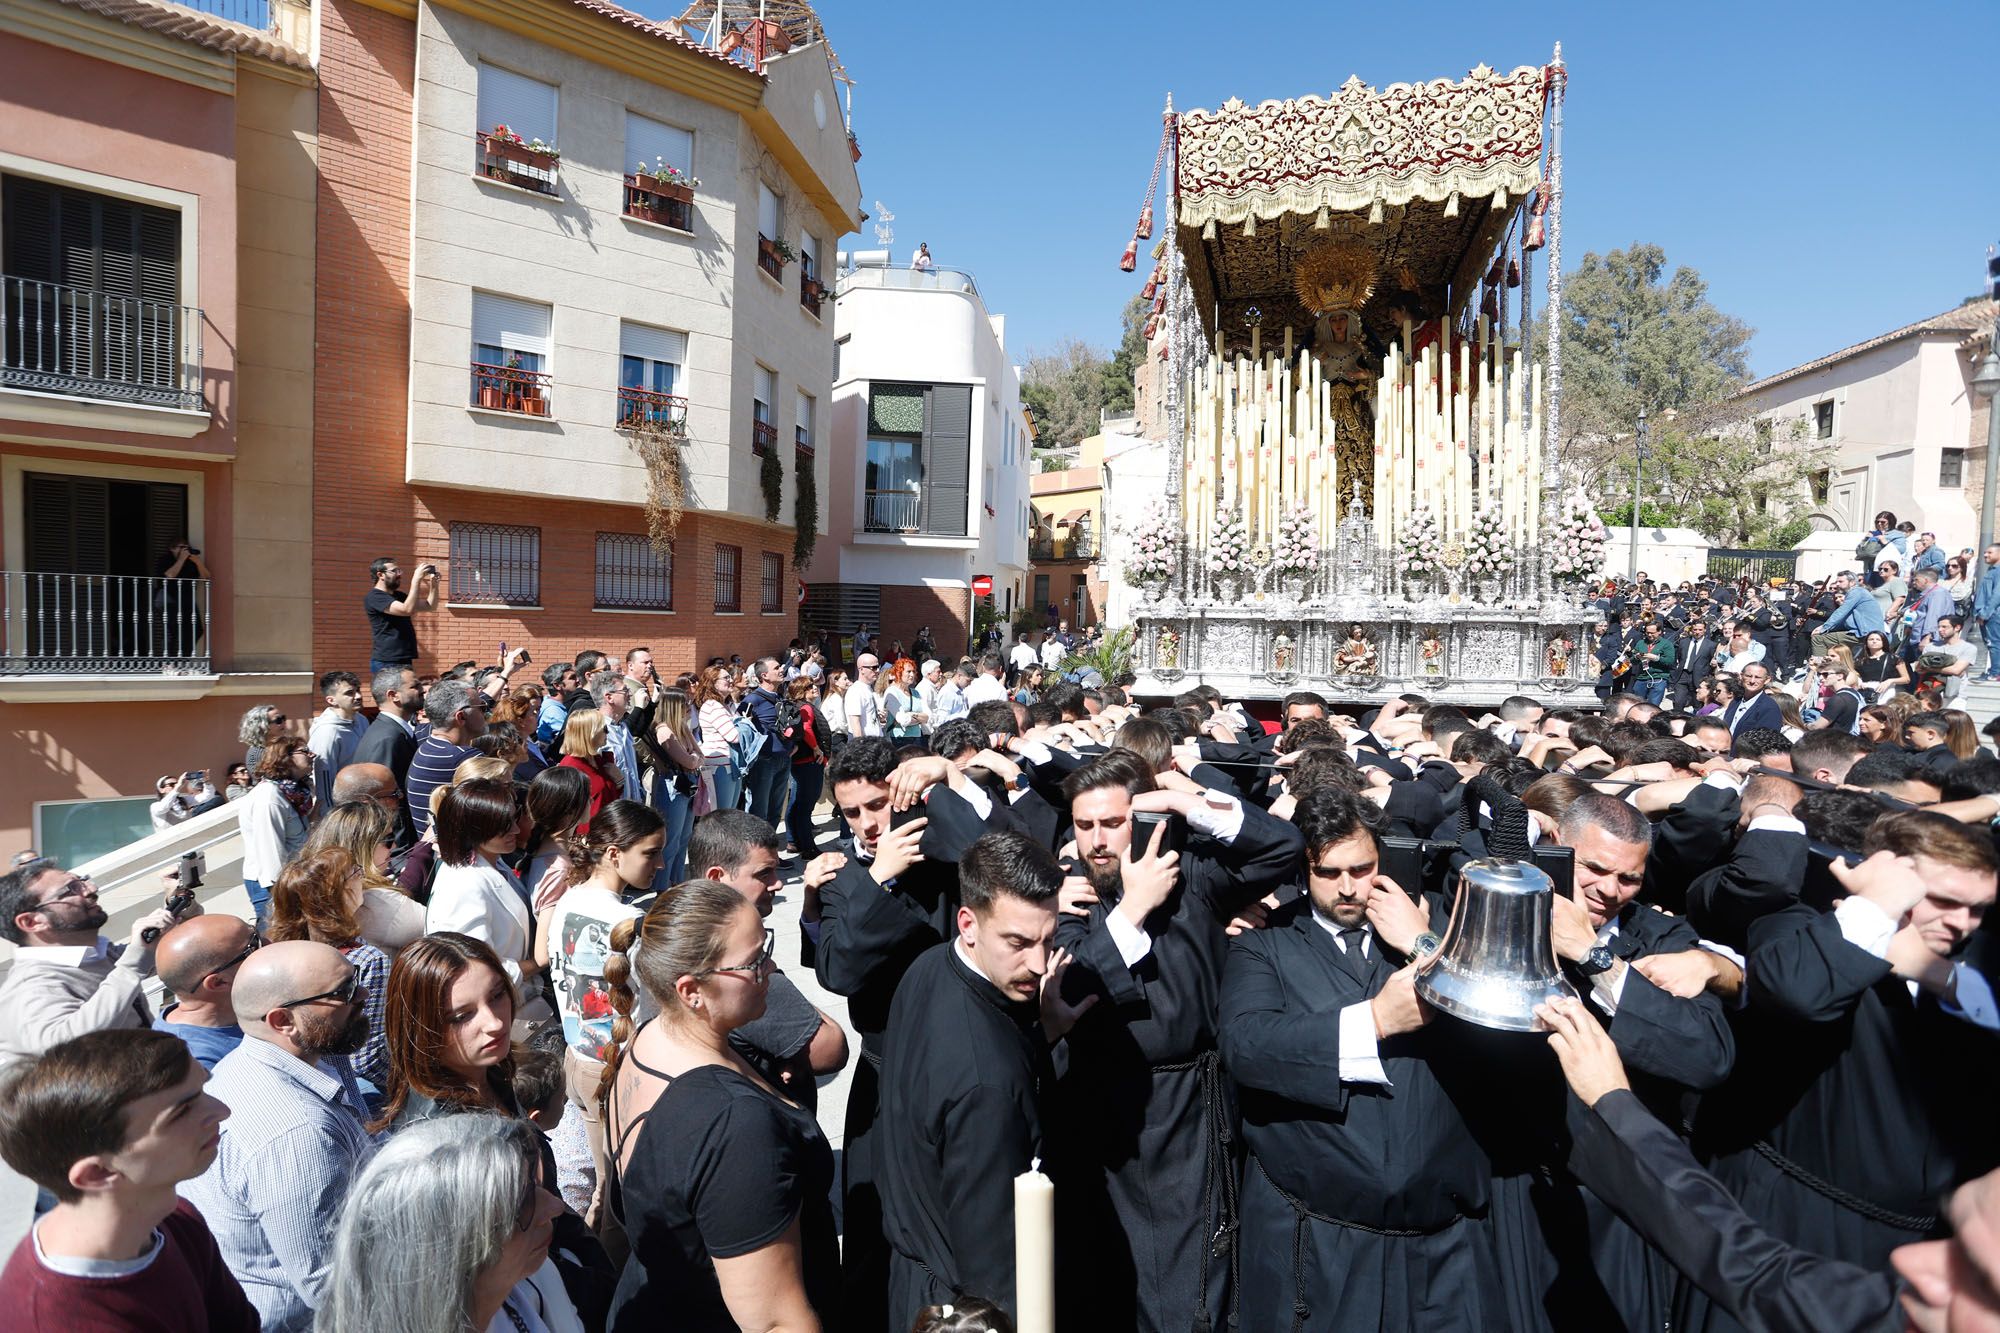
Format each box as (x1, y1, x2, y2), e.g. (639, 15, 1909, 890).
(1218, 897, 1505, 1333)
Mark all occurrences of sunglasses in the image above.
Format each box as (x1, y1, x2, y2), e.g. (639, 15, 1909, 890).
(277, 968, 362, 1009)
(697, 928, 776, 979)
(198, 936, 263, 986)
(33, 875, 95, 909)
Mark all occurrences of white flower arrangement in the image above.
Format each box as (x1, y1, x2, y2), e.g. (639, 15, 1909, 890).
(1546, 495, 1609, 580)
(1120, 500, 1179, 586)
(1207, 504, 1249, 578)
(1397, 504, 1445, 576)
(1464, 503, 1515, 576)
(1273, 499, 1319, 576)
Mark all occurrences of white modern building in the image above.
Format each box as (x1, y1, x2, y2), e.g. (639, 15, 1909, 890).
(1733, 298, 1996, 552)
(808, 256, 1034, 655)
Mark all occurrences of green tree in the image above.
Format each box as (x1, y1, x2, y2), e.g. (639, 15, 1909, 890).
(1021, 338, 1111, 449)
(1545, 244, 1828, 547)
(1101, 294, 1148, 417)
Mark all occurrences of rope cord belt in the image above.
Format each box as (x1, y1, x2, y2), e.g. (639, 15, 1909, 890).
(1749, 1139, 1940, 1234)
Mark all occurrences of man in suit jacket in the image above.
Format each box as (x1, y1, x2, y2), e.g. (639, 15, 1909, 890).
(352, 665, 422, 849)
(1669, 619, 1720, 710)
(1721, 661, 1783, 737)
(1973, 543, 2000, 680)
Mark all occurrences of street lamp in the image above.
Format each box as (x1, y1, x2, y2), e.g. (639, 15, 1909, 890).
(1975, 349, 2000, 555)
(1628, 407, 1647, 580)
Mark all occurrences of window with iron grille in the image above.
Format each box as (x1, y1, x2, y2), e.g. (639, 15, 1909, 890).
(760, 551, 783, 612)
(714, 543, 741, 612)
(448, 522, 541, 606)
(594, 532, 672, 610)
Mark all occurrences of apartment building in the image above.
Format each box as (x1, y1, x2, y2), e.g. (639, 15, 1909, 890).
(809, 257, 1034, 658)
(314, 0, 860, 678)
(0, 0, 318, 855)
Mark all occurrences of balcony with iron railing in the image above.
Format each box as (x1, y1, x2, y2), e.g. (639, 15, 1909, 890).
(752, 419, 778, 454)
(2, 572, 210, 674)
(2, 276, 205, 413)
(1030, 533, 1094, 562)
(800, 271, 826, 318)
(470, 361, 552, 416)
(616, 386, 688, 432)
(475, 131, 560, 197)
(865, 490, 921, 533)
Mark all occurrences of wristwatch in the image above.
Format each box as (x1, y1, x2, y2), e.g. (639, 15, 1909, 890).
(1576, 945, 1617, 976)
(1413, 931, 1441, 958)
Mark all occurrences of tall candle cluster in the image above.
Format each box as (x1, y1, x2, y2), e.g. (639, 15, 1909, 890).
(1371, 315, 1542, 551)
(1181, 326, 1349, 557)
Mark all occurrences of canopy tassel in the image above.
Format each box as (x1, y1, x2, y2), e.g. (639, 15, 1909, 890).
(1491, 187, 1509, 210)
(1119, 235, 1138, 272)
(1367, 196, 1384, 225)
(1242, 214, 1256, 238)
(1444, 192, 1460, 218)
(1202, 217, 1217, 241)
(1314, 206, 1331, 231)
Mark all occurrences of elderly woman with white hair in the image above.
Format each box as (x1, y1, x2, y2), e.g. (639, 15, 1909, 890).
(316, 1113, 580, 1333)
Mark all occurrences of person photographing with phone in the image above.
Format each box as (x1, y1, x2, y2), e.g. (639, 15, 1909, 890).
(363, 556, 439, 675)
(1047, 747, 1302, 1331)
(150, 770, 221, 833)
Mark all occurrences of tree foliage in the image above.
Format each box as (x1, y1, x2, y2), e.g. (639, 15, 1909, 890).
(1020, 294, 1150, 448)
(1545, 243, 1829, 547)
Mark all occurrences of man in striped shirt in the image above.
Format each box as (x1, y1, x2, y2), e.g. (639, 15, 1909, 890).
(403, 678, 488, 838)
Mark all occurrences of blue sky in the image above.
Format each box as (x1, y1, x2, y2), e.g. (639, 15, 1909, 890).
(642, 1, 1997, 378)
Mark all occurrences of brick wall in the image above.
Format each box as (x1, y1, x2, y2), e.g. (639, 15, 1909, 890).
(873, 583, 968, 665)
(312, 0, 800, 694)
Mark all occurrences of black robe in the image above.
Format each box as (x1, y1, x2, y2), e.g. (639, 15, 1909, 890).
(1049, 801, 1303, 1332)
(1688, 902, 2000, 1333)
(875, 941, 1051, 1331)
(1468, 901, 1736, 1333)
(1218, 901, 1506, 1332)
(811, 785, 1000, 1330)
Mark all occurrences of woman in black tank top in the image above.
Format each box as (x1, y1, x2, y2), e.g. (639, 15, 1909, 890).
(599, 882, 838, 1331)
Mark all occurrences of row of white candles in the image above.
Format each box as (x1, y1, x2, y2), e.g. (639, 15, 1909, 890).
(1372, 315, 1543, 549)
(1176, 317, 1545, 554)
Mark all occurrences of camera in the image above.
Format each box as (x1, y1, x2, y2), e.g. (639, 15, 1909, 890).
(142, 852, 205, 944)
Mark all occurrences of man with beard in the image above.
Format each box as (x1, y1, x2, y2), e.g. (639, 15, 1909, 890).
(1050, 748, 1303, 1331)
(362, 556, 436, 675)
(180, 941, 375, 1332)
(876, 831, 1091, 1328)
(0, 859, 181, 1070)
(814, 738, 1012, 1328)
(353, 665, 424, 847)
(1220, 787, 1505, 1331)
(1687, 812, 1999, 1332)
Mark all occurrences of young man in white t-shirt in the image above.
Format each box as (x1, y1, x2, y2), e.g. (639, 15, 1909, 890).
(1009, 633, 1039, 684)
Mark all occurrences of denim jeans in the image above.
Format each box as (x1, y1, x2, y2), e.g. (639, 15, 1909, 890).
(745, 751, 793, 831)
(1635, 677, 1668, 707)
(709, 763, 743, 817)
(243, 878, 270, 935)
(649, 777, 694, 887)
(787, 762, 825, 857)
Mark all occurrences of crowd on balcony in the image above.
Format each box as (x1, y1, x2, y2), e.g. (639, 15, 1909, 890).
(7, 546, 2000, 1332)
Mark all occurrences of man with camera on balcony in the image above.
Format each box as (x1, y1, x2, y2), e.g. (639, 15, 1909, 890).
(362, 556, 438, 675)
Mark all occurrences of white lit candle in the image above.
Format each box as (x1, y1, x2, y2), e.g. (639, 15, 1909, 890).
(1014, 1162, 1055, 1333)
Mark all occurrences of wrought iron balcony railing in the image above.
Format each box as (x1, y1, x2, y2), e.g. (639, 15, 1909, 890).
(616, 386, 687, 432)
(752, 419, 778, 454)
(2, 276, 205, 412)
(470, 361, 552, 416)
(865, 490, 921, 533)
(1030, 535, 1094, 561)
(2, 572, 211, 674)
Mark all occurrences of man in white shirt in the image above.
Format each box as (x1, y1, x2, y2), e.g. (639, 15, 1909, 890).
(1009, 633, 1039, 685)
(915, 660, 948, 734)
(1716, 623, 1767, 676)
(847, 655, 885, 738)
(306, 671, 367, 813)
(933, 663, 974, 725)
(962, 651, 1009, 706)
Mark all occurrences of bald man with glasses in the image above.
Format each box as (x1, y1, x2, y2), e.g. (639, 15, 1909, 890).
(153, 915, 259, 1070)
(0, 860, 184, 1071)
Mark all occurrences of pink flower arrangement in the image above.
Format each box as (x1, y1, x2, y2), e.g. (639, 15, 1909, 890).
(1273, 500, 1318, 576)
(1206, 504, 1249, 577)
(1547, 495, 1608, 579)
(1119, 500, 1179, 586)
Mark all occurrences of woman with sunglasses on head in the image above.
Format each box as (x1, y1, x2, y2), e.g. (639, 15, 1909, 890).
(269, 847, 393, 1092)
(540, 800, 665, 1233)
(600, 880, 836, 1332)
(300, 800, 427, 954)
(428, 778, 542, 999)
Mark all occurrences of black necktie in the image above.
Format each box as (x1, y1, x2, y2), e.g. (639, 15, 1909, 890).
(1335, 928, 1371, 984)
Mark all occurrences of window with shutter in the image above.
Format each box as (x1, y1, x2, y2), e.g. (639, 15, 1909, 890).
(625, 112, 692, 178)
(757, 183, 780, 240)
(476, 64, 558, 144)
(618, 323, 686, 428)
(922, 384, 972, 537)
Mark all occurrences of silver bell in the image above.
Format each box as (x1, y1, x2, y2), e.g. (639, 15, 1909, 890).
(1415, 858, 1578, 1032)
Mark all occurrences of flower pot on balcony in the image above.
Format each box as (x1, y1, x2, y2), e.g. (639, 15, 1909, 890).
(521, 390, 549, 417)
(478, 383, 506, 410)
(636, 174, 695, 204)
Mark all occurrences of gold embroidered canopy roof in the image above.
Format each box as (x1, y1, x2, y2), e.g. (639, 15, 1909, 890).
(1175, 64, 1550, 228)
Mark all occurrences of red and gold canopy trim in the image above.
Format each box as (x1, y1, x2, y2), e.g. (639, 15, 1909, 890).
(1176, 65, 1549, 229)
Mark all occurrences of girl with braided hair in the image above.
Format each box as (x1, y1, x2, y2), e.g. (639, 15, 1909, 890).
(599, 880, 838, 1332)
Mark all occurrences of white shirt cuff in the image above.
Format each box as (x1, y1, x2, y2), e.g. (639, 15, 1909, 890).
(1014, 739, 1054, 765)
(1104, 907, 1153, 968)
(1700, 939, 1746, 970)
(1834, 895, 1899, 959)
(1589, 962, 1630, 1015)
(1337, 1001, 1392, 1086)
(1746, 814, 1807, 836)
(955, 778, 994, 822)
(1183, 792, 1245, 844)
(1703, 770, 1745, 793)
(1943, 964, 2000, 1030)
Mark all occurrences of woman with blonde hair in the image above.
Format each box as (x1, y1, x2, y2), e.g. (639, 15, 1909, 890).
(599, 881, 836, 1329)
(300, 800, 426, 952)
(651, 688, 703, 882)
(557, 707, 622, 832)
(1944, 709, 1980, 761)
